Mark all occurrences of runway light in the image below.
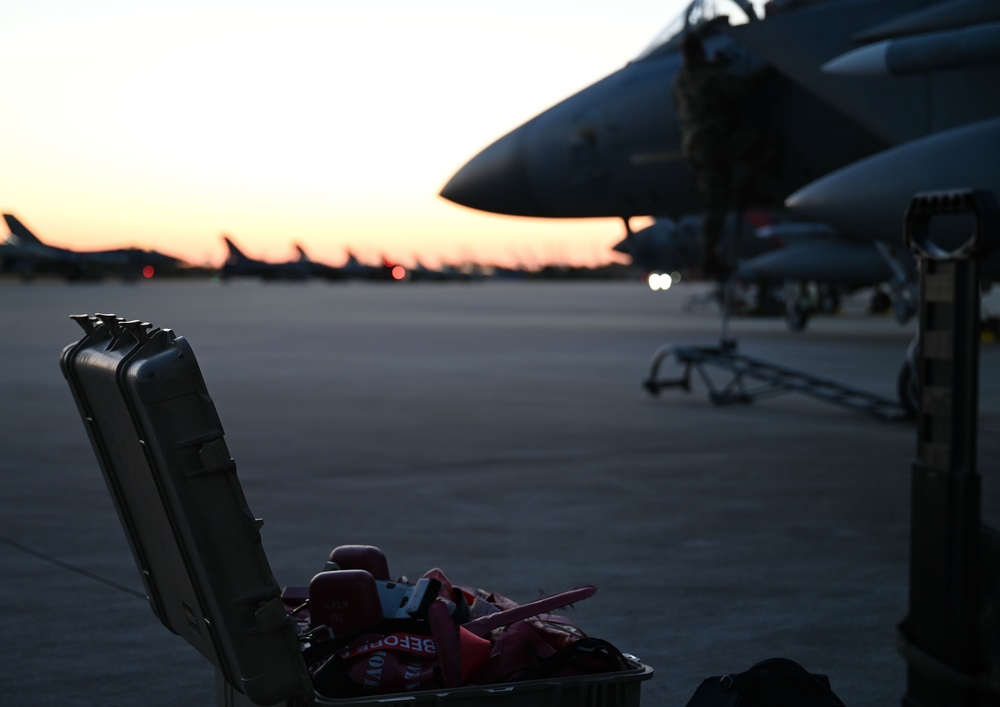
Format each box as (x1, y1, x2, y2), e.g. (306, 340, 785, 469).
(142, 265, 155, 279)
(647, 272, 672, 292)
(391, 265, 407, 281)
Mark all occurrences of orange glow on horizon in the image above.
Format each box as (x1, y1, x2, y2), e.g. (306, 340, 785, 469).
(1, 204, 634, 271)
(0, 2, 675, 274)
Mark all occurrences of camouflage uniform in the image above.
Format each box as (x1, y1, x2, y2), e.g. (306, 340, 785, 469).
(673, 58, 773, 276)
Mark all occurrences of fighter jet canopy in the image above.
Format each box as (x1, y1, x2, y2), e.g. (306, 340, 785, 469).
(634, 0, 845, 61)
(634, 0, 765, 60)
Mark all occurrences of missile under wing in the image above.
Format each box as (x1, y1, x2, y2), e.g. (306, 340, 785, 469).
(786, 118, 1000, 244)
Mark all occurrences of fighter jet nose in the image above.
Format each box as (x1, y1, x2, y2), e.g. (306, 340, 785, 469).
(439, 127, 546, 216)
(612, 237, 634, 255)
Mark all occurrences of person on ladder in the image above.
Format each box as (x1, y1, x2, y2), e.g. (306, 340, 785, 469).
(672, 32, 780, 280)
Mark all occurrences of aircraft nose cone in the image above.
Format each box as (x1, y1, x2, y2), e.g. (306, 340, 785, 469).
(612, 237, 634, 256)
(439, 127, 547, 216)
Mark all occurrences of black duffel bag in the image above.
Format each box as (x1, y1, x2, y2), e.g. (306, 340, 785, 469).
(685, 657, 847, 707)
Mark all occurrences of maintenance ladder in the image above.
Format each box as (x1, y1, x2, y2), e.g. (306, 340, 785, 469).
(643, 339, 911, 422)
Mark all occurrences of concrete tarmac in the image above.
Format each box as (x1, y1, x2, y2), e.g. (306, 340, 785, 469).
(2, 279, 999, 706)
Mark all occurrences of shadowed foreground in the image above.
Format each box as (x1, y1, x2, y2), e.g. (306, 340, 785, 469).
(2, 280, 998, 706)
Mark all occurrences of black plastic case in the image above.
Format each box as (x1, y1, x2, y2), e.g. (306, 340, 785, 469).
(61, 314, 652, 707)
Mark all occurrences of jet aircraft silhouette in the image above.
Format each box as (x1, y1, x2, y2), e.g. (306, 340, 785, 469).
(296, 244, 407, 282)
(220, 236, 312, 281)
(440, 0, 1000, 324)
(293, 244, 348, 281)
(221, 236, 404, 282)
(0, 213, 185, 281)
(340, 251, 404, 282)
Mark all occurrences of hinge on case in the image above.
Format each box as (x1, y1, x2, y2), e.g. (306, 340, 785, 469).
(120, 320, 153, 344)
(254, 598, 289, 634)
(69, 314, 97, 334)
(96, 313, 123, 337)
(199, 438, 235, 474)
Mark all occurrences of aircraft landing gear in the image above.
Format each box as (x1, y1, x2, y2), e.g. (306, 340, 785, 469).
(783, 281, 840, 332)
(785, 300, 810, 332)
(869, 289, 892, 314)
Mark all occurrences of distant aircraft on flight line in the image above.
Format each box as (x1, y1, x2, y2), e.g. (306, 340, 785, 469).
(440, 0, 1000, 326)
(220, 236, 405, 282)
(0, 213, 186, 281)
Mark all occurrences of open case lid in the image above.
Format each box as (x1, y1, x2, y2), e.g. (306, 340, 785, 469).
(61, 314, 314, 706)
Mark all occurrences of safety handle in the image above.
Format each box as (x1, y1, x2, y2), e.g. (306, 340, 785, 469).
(903, 188, 999, 260)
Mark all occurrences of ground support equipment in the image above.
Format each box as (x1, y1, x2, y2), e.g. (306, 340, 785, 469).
(643, 338, 910, 422)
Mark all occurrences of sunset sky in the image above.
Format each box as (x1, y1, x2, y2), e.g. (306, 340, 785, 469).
(1, 1, 698, 269)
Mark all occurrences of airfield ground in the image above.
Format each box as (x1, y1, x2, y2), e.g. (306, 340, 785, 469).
(3, 279, 999, 706)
